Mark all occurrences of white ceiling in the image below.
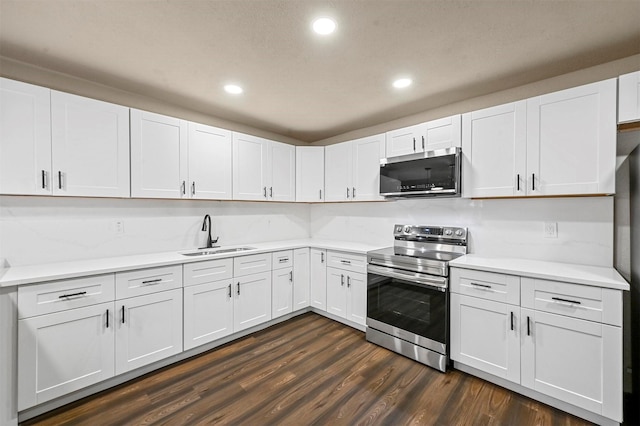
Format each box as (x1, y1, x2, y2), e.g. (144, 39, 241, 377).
(1, 0, 639, 142)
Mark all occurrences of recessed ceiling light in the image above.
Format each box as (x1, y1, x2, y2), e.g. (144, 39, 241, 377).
(393, 78, 413, 89)
(312, 17, 336, 35)
(224, 84, 243, 95)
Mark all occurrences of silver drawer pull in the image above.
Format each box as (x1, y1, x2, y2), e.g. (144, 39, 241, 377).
(279, 258, 289, 263)
(340, 260, 351, 265)
(142, 279, 162, 285)
(551, 297, 581, 305)
(59, 291, 87, 299)
(470, 282, 492, 289)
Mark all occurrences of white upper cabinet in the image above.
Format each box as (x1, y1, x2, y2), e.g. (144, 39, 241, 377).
(618, 70, 640, 123)
(526, 79, 616, 196)
(51, 91, 130, 197)
(324, 134, 385, 202)
(463, 79, 616, 198)
(0, 78, 52, 195)
(385, 115, 461, 157)
(295, 146, 325, 202)
(130, 109, 188, 198)
(462, 101, 527, 198)
(187, 122, 232, 200)
(233, 132, 295, 201)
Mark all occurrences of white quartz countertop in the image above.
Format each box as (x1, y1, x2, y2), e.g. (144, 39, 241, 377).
(450, 254, 630, 291)
(0, 239, 383, 287)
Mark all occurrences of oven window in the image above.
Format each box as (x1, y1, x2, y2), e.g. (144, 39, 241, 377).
(367, 272, 447, 344)
(380, 154, 458, 194)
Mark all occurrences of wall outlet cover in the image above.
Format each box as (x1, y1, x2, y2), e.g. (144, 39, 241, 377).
(544, 222, 558, 238)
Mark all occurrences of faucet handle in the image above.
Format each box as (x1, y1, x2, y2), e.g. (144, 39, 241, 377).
(212, 236, 219, 244)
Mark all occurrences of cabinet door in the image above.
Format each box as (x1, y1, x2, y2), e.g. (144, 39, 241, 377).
(293, 248, 310, 310)
(526, 79, 616, 196)
(346, 272, 366, 326)
(51, 91, 130, 197)
(324, 142, 352, 201)
(462, 101, 526, 198)
(385, 123, 426, 157)
(115, 289, 183, 374)
(270, 141, 295, 201)
(18, 302, 114, 410)
(234, 271, 272, 332)
(618, 71, 640, 123)
(295, 146, 324, 202)
(326, 268, 347, 319)
(272, 267, 293, 319)
(130, 109, 188, 198)
(0, 78, 51, 195)
(425, 115, 461, 150)
(187, 122, 232, 200)
(521, 309, 622, 421)
(450, 293, 520, 384)
(232, 132, 269, 201)
(352, 134, 384, 201)
(310, 249, 327, 310)
(183, 279, 234, 351)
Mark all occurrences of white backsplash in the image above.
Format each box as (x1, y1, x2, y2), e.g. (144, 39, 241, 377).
(0, 196, 310, 267)
(310, 196, 614, 267)
(1, 195, 614, 268)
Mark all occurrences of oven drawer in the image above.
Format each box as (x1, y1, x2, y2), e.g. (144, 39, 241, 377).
(450, 267, 520, 305)
(327, 251, 366, 274)
(521, 278, 621, 326)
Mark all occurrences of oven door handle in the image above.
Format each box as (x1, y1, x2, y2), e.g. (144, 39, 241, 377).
(368, 265, 447, 291)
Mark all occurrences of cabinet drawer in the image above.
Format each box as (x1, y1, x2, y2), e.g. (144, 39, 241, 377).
(521, 278, 622, 326)
(183, 258, 233, 287)
(272, 250, 293, 269)
(450, 268, 520, 305)
(234, 253, 272, 277)
(116, 265, 183, 299)
(18, 274, 115, 319)
(326, 251, 366, 274)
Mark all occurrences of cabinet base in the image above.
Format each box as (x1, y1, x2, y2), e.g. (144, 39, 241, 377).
(453, 361, 620, 426)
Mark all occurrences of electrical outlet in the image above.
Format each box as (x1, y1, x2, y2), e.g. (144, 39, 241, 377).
(543, 222, 557, 238)
(113, 220, 125, 235)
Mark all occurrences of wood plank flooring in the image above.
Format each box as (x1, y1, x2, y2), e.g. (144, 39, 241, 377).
(23, 313, 592, 425)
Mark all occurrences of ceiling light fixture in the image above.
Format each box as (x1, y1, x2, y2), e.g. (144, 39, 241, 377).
(312, 17, 336, 35)
(393, 78, 413, 89)
(224, 84, 243, 95)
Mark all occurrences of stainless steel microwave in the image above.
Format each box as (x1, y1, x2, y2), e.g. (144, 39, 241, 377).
(379, 147, 461, 198)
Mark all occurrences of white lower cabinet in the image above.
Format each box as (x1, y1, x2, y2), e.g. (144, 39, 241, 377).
(115, 289, 183, 375)
(183, 279, 234, 351)
(310, 249, 327, 310)
(272, 267, 293, 319)
(325, 251, 367, 326)
(18, 302, 114, 410)
(326, 268, 348, 318)
(450, 266, 623, 423)
(293, 248, 310, 310)
(234, 271, 272, 332)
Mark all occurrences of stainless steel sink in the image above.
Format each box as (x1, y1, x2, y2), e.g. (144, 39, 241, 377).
(180, 247, 256, 256)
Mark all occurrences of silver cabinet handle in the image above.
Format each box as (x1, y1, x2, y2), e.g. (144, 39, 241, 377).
(270, 186, 273, 198)
(121, 305, 125, 324)
(142, 279, 162, 285)
(516, 174, 520, 191)
(41, 170, 47, 189)
(341, 274, 344, 286)
(279, 258, 289, 263)
(346, 187, 350, 198)
(421, 136, 425, 150)
(289, 271, 293, 282)
(341, 259, 351, 265)
(321, 252, 324, 263)
(181, 180, 186, 195)
(510, 311, 514, 331)
(551, 296, 581, 305)
(237, 282, 240, 295)
(106, 309, 110, 328)
(470, 282, 492, 289)
(59, 291, 87, 299)
(413, 137, 416, 151)
(347, 276, 351, 288)
(352, 187, 356, 199)
(58, 171, 63, 189)
(319, 189, 322, 200)
(263, 187, 267, 198)
(532, 173, 536, 191)
(228, 283, 232, 298)
(192, 181, 196, 196)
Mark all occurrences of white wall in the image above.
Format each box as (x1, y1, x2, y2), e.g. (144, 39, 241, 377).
(0, 196, 310, 267)
(310, 196, 614, 267)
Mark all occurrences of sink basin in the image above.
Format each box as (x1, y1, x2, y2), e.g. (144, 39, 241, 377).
(180, 247, 256, 256)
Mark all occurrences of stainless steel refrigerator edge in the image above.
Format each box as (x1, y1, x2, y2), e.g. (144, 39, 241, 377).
(629, 144, 640, 423)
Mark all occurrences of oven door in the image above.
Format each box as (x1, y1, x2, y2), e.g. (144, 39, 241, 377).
(367, 264, 448, 354)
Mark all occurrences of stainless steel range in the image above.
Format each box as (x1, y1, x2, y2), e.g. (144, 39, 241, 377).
(366, 224, 468, 372)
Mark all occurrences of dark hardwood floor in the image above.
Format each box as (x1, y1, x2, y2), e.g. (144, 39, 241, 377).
(23, 313, 592, 425)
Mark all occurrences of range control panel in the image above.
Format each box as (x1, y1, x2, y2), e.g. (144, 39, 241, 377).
(393, 224, 467, 241)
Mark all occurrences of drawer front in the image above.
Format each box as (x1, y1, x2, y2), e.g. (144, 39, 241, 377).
(183, 258, 233, 287)
(18, 274, 115, 319)
(450, 268, 520, 305)
(521, 278, 621, 326)
(234, 253, 272, 277)
(116, 265, 183, 299)
(272, 250, 293, 270)
(326, 251, 366, 274)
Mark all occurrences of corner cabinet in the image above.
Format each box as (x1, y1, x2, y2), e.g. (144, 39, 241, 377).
(0, 78, 130, 197)
(451, 267, 623, 424)
(295, 146, 325, 202)
(232, 132, 295, 201)
(463, 79, 616, 198)
(385, 114, 461, 157)
(324, 134, 385, 202)
(310, 248, 327, 310)
(618, 70, 640, 124)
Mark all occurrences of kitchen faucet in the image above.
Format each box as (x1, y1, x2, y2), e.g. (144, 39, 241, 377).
(201, 214, 219, 249)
